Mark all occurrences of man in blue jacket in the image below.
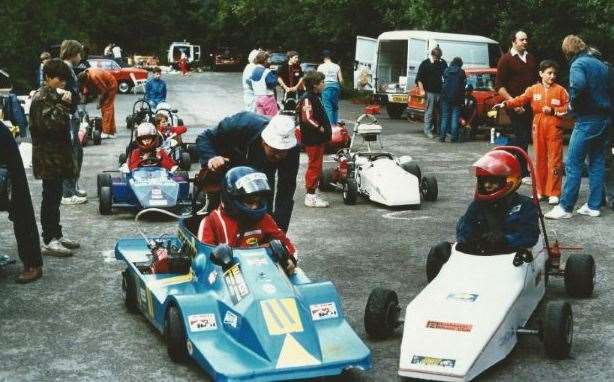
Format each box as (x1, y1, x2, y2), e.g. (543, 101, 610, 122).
(196, 112, 299, 231)
(546, 36, 612, 219)
(144, 67, 166, 108)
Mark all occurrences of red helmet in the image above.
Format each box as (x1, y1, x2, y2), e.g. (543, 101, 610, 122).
(473, 150, 521, 201)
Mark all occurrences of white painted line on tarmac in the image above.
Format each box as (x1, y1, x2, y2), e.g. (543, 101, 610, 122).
(382, 211, 431, 221)
(102, 250, 117, 263)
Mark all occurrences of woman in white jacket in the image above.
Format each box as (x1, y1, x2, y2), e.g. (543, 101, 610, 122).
(242, 49, 260, 111)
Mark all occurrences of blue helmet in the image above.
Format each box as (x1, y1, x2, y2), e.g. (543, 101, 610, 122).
(221, 166, 271, 222)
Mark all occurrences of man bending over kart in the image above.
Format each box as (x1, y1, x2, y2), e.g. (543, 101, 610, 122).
(456, 150, 540, 254)
(195, 112, 299, 232)
(198, 166, 297, 274)
(154, 113, 186, 143)
(128, 122, 177, 172)
(77, 67, 117, 139)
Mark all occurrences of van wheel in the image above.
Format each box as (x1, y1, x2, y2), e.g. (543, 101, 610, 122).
(542, 301, 573, 359)
(426, 241, 451, 282)
(364, 288, 401, 339)
(166, 305, 189, 362)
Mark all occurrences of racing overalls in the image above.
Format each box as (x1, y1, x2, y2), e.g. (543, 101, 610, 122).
(128, 147, 176, 171)
(87, 68, 118, 135)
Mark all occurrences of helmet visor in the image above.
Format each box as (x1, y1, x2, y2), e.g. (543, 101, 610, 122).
(235, 172, 271, 195)
(477, 175, 506, 196)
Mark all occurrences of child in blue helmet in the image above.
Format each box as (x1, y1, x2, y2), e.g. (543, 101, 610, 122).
(198, 166, 297, 273)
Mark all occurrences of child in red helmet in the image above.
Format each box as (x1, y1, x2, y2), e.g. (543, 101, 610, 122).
(456, 149, 540, 254)
(128, 122, 177, 171)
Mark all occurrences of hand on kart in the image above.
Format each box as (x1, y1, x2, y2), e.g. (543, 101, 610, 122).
(207, 156, 230, 172)
(284, 258, 296, 275)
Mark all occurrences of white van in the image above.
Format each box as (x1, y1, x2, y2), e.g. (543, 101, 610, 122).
(167, 41, 201, 67)
(354, 31, 501, 118)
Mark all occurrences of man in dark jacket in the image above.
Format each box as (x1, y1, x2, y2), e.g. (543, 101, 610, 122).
(196, 112, 299, 231)
(416, 46, 447, 138)
(439, 57, 467, 142)
(0, 121, 43, 283)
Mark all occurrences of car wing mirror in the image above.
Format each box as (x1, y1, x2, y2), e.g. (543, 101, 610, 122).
(210, 244, 234, 269)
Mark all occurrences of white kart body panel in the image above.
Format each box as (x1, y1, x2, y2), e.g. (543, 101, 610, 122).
(355, 155, 420, 206)
(399, 237, 547, 381)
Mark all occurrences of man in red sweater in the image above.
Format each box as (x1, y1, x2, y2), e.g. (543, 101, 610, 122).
(495, 31, 538, 181)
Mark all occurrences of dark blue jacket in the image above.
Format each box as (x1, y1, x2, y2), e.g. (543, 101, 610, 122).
(457, 193, 539, 252)
(144, 78, 167, 107)
(196, 112, 299, 231)
(568, 52, 611, 121)
(65, 64, 80, 115)
(250, 66, 278, 90)
(2, 93, 29, 137)
(441, 65, 467, 106)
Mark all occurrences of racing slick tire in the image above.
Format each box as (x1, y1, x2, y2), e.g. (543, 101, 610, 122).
(97, 173, 112, 196)
(542, 301, 573, 359)
(319, 163, 336, 192)
(122, 269, 138, 313)
(421, 175, 438, 201)
(179, 152, 192, 171)
(564, 254, 595, 298)
(364, 287, 400, 339)
(342, 177, 358, 205)
(166, 305, 189, 362)
(118, 80, 132, 94)
(426, 241, 452, 282)
(92, 129, 102, 145)
(99, 186, 112, 215)
(386, 103, 405, 119)
(401, 162, 421, 180)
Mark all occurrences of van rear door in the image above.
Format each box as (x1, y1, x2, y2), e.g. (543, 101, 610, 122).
(407, 38, 427, 89)
(354, 36, 377, 91)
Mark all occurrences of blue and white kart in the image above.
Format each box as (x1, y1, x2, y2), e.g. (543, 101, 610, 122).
(115, 212, 372, 381)
(97, 166, 191, 215)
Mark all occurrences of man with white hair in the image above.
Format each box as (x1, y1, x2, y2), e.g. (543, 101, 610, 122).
(196, 112, 299, 231)
(242, 49, 260, 111)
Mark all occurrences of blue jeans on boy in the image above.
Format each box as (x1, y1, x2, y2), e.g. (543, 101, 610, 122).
(321, 83, 340, 125)
(439, 101, 461, 142)
(424, 92, 441, 137)
(560, 118, 609, 212)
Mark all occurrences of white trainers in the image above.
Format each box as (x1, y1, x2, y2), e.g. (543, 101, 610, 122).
(576, 203, 600, 217)
(61, 195, 88, 205)
(42, 238, 73, 257)
(544, 205, 572, 219)
(76, 189, 87, 197)
(521, 177, 532, 185)
(304, 193, 330, 208)
(101, 133, 116, 139)
(59, 237, 80, 249)
(548, 196, 560, 205)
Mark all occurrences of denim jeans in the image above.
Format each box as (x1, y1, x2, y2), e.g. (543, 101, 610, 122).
(41, 177, 63, 244)
(62, 115, 82, 197)
(321, 83, 340, 125)
(560, 118, 609, 211)
(424, 92, 441, 136)
(604, 124, 614, 208)
(439, 101, 461, 142)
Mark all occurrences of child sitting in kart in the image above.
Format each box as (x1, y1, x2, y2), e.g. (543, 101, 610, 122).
(198, 166, 297, 274)
(456, 149, 540, 254)
(154, 113, 187, 143)
(128, 122, 177, 172)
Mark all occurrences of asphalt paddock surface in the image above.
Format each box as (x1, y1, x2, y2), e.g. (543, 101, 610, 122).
(1, 72, 613, 382)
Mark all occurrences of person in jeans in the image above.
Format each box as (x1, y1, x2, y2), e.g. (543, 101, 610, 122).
(59, 40, 87, 205)
(439, 57, 466, 142)
(416, 46, 447, 138)
(29, 58, 80, 257)
(317, 50, 343, 126)
(545, 36, 611, 219)
(605, 120, 614, 210)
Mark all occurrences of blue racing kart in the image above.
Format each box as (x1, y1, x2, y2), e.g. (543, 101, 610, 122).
(97, 166, 192, 215)
(115, 213, 372, 381)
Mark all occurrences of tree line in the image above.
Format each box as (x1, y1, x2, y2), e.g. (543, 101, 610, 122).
(1, 0, 612, 92)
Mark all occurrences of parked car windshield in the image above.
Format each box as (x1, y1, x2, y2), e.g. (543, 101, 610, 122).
(88, 59, 120, 70)
(436, 40, 490, 67)
(466, 72, 496, 91)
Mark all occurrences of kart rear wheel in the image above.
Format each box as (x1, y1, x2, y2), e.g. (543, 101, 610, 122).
(342, 177, 358, 205)
(93, 129, 102, 145)
(97, 173, 112, 196)
(542, 301, 573, 359)
(99, 186, 112, 215)
(122, 269, 138, 313)
(421, 175, 438, 201)
(426, 241, 451, 282)
(401, 162, 421, 180)
(118, 152, 127, 166)
(564, 254, 595, 298)
(364, 288, 400, 339)
(179, 152, 192, 171)
(166, 305, 189, 362)
(319, 164, 336, 192)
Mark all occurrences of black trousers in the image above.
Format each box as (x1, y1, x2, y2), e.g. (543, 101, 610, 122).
(41, 178, 63, 244)
(509, 109, 533, 177)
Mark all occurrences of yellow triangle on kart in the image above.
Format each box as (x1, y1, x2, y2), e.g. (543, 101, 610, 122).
(261, 298, 303, 335)
(276, 334, 320, 369)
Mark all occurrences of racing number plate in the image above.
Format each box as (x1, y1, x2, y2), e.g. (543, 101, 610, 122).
(391, 95, 408, 103)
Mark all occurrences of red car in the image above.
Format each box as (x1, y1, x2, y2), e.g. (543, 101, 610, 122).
(87, 58, 148, 94)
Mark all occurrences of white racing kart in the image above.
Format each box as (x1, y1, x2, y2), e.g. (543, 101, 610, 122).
(321, 114, 437, 207)
(364, 146, 595, 382)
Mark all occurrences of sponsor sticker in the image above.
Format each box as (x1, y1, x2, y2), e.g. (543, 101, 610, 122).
(310, 302, 339, 321)
(426, 320, 473, 332)
(262, 283, 276, 294)
(208, 271, 217, 285)
(411, 355, 456, 368)
(223, 311, 239, 328)
(447, 293, 478, 302)
(188, 313, 217, 332)
(224, 264, 250, 304)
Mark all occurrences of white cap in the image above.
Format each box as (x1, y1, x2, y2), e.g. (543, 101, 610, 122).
(261, 114, 297, 150)
(248, 49, 260, 64)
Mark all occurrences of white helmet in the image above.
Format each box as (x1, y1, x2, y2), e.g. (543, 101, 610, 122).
(136, 122, 158, 150)
(261, 114, 297, 150)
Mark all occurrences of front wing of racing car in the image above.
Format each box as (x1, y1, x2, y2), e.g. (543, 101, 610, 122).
(398, 240, 547, 382)
(115, 228, 371, 381)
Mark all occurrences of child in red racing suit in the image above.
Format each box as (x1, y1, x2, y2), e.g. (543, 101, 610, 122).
(198, 166, 297, 273)
(128, 122, 177, 171)
(154, 113, 187, 142)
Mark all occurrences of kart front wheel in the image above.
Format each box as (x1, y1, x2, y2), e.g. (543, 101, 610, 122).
(166, 305, 189, 362)
(99, 186, 112, 215)
(421, 175, 438, 201)
(401, 162, 421, 180)
(564, 254, 595, 298)
(364, 288, 401, 339)
(426, 241, 451, 282)
(342, 178, 358, 205)
(542, 301, 573, 359)
(122, 269, 138, 313)
(92, 129, 102, 145)
(179, 152, 192, 171)
(97, 173, 112, 196)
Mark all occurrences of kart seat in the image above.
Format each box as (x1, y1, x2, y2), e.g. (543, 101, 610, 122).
(356, 123, 382, 142)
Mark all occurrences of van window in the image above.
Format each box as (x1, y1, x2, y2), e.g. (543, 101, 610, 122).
(376, 40, 408, 92)
(436, 40, 490, 67)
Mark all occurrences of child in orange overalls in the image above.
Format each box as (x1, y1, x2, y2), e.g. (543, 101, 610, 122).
(495, 60, 569, 205)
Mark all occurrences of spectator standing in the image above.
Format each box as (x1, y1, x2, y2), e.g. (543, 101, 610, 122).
(37, 52, 51, 88)
(278, 51, 304, 100)
(439, 57, 466, 142)
(242, 49, 260, 111)
(415, 46, 447, 138)
(103, 43, 113, 57)
(179, 50, 189, 76)
(250, 52, 279, 116)
(317, 50, 343, 126)
(112, 43, 122, 65)
(77, 67, 118, 138)
(495, 31, 538, 182)
(545, 36, 611, 219)
(144, 67, 167, 108)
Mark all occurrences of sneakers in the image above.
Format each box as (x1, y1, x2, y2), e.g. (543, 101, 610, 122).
(548, 196, 560, 205)
(304, 193, 330, 208)
(425, 132, 434, 139)
(576, 203, 600, 217)
(521, 177, 532, 185)
(42, 238, 73, 257)
(61, 195, 87, 205)
(544, 205, 572, 219)
(76, 189, 87, 197)
(59, 237, 81, 249)
(101, 133, 116, 139)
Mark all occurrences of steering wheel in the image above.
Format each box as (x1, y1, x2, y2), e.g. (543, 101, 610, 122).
(140, 156, 161, 167)
(132, 99, 152, 116)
